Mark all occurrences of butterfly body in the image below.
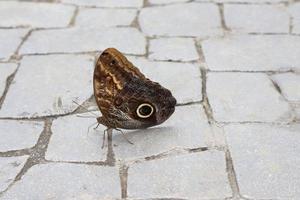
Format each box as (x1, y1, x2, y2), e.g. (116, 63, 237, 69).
(93, 48, 176, 130)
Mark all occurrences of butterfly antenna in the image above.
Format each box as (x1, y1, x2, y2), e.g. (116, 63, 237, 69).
(72, 100, 98, 117)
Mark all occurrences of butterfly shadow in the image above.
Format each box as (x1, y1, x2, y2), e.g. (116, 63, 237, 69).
(111, 126, 176, 146)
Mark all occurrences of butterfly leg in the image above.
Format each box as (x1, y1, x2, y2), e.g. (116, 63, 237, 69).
(115, 128, 134, 145)
(101, 129, 108, 149)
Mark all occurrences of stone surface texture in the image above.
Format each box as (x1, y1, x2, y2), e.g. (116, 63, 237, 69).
(0, 0, 299, 199)
(0, 2, 75, 28)
(202, 35, 300, 71)
(0, 55, 94, 118)
(128, 151, 231, 199)
(0, 63, 18, 97)
(224, 4, 289, 33)
(20, 27, 146, 55)
(46, 114, 107, 162)
(0, 120, 43, 152)
(1, 163, 121, 200)
(139, 3, 222, 37)
(207, 72, 291, 122)
(271, 73, 300, 102)
(0, 29, 29, 60)
(225, 124, 300, 199)
(0, 156, 28, 192)
(149, 38, 199, 61)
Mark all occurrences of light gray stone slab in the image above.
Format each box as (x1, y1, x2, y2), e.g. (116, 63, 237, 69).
(0, 29, 29, 60)
(76, 8, 137, 28)
(46, 114, 106, 162)
(0, 54, 94, 118)
(0, 63, 18, 97)
(0, 156, 28, 192)
(202, 35, 300, 71)
(113, 105, 213, 160)
(128, 57, 202, 104)
(1, 163, 121, 199)
(207, 72, 292, 122)
(0, 2, 75, 28)
(62, 0, 143, 8)
(225, 124, 300, 199)
(0, 120, 43, 152)
(212, 0, 287, 2)
(224, 4, 289, 33)
(149, 38, 199, 61)
(149, 0, 189, 4)
(128, 151, 231, 199)
(20, 27, 146, 55)
(289, 2, 300, 34)
(271, 73, 300, 102)
(139, 3, 222, 37)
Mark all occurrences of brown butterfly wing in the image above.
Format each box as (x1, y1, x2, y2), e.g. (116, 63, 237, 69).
(93, 48, 146, 125)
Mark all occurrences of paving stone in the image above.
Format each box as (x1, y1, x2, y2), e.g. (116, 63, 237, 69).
(0, 63, 18, 97)
(225, 124, 300, 199)
(149, 38, 199, 62)
(113, 105, 213, 160)
(0, 29, 29, 60)
(127, 151, 231, 199)
(1, 163, 121, 199)
(139, 3, 222, 37)
(207, 72, 291, 122)
(271, 73, 300, 102)
(128, 57, 202, 104)
(0, 54, 94, 118)
(212, 0, 287, 2)
(76, 8, 137, 28)
(46, 114, 106, 162)
(289, 2, 300, 34)
(224, 4, 289, 33)
(0, 156, 28, 192)
(0, 1, 75, 28)
(0, 120, 43, 152)
(149, 0, 189, 4)
(202, 35, 300, 71)
(20, 27, 146, 55)
(62, 0, 143, 8)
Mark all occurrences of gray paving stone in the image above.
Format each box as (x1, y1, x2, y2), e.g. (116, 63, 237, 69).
(46, 114, 106, 162)
(0, 156, 28, 192)
(62, 0, 143, 8)
(0, 55, 94, 118)
(225, 124, 300, 199)
(0, 1, 75, 28)
(149, 38, 199, 62)
(20, 27, 146, 55)
(224, 4, 289, 33)
(0, 29, 29, 60)
(76, 8, 137, 28)
(202, 35, 300, 71)
(271, 73, 300, 102)
(139, 3, 222, 37)
(128, 57, 202, 104)
(127, 151, 231, 199)
(0, 63, 18, 97)
(113, 105, 213, 160)
(289, 2, 300, 34)
(0, 120, 43, 152)
(149, 0, 189, 4)
(212, 0, 287, 2)
(1, 163, 121, 199)
(207, 72, 292, 122)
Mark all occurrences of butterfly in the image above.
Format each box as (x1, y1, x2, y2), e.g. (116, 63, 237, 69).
(93, 48, 177, 131)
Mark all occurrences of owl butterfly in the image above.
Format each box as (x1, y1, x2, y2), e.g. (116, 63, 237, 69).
(93, 48, 177, 132)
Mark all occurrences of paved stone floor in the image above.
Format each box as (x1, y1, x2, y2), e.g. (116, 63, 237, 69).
(0, 0, 300, 199)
